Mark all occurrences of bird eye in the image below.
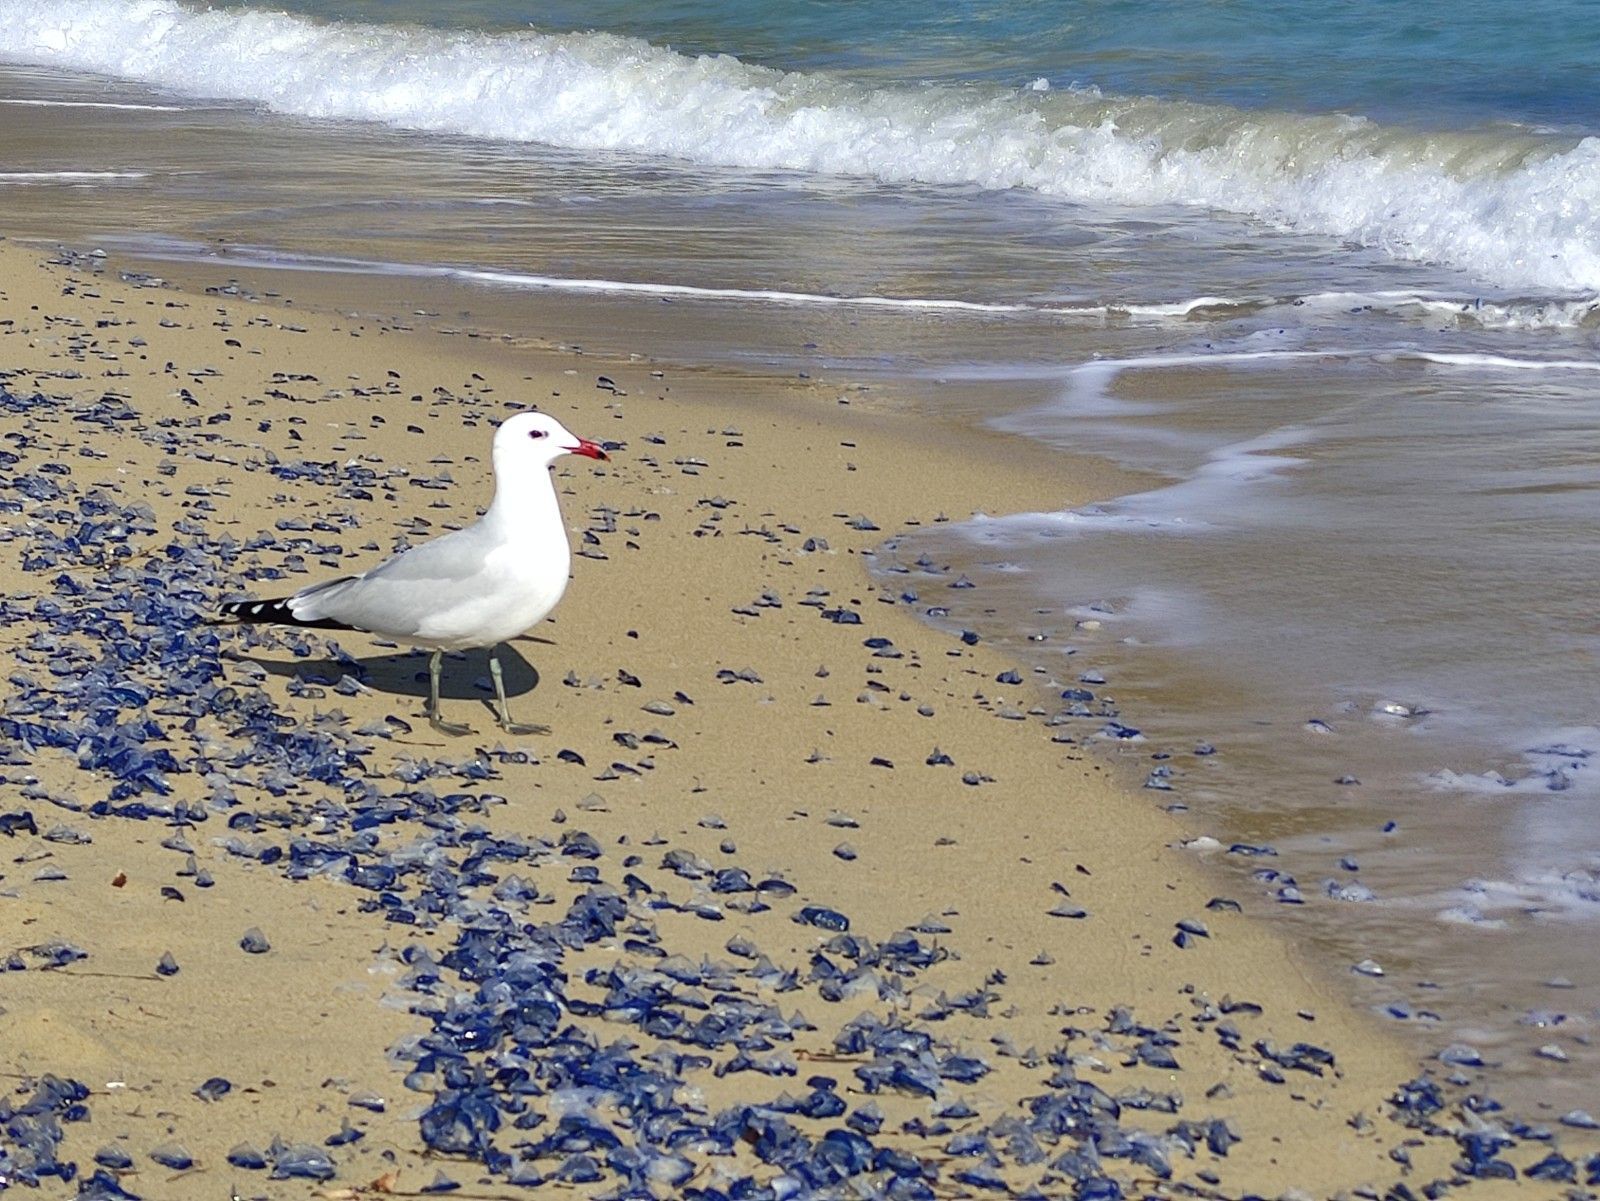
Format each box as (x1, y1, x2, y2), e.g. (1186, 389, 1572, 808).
(528, 429, 547, 439)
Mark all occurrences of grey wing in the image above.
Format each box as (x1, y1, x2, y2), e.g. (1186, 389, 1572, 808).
(289, 528, 488, 637)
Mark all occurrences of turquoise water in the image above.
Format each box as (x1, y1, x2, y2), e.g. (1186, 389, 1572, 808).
(7, 0, 1600, 293)
(236, 0, 1600, 131)
(4, 0, 1600, 1106)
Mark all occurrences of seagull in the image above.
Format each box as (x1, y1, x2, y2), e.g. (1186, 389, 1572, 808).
(217, 410, 609, 735)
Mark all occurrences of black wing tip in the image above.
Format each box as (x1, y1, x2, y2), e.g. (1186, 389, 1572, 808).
(215, 597, 359, 633)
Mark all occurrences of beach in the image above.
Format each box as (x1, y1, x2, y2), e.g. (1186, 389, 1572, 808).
(6, 0, 1600, 1192)
(1, 235, 1587, 1197)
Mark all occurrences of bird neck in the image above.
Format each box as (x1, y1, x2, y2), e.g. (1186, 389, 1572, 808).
(484, 462, 567, 545)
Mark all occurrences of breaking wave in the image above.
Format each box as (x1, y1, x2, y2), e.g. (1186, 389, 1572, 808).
(5, 0, 1600, 294)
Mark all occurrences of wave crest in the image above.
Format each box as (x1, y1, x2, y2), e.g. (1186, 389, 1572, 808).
(6, 0, 1600, 292)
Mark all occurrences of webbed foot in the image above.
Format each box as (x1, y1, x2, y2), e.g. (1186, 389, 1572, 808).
(429, 711, 474, 737)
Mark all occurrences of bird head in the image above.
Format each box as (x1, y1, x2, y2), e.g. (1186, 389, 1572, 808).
(495, 410, 609, 468)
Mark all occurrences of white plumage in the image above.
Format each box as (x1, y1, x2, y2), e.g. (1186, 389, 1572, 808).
(219, 410, 609, 734)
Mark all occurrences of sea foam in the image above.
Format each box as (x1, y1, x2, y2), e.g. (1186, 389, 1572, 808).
(4, 0, 1600, 294)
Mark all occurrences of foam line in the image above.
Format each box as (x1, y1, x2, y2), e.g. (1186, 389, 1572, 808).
(5, 0, 1600, 292)
(0, 169, 147, 181)
(0, 96, 187, 110)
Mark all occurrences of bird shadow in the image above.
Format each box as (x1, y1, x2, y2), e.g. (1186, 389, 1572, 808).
(245, 644, 542, 717)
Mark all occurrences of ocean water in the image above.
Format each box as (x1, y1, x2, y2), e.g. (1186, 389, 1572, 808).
(4, 0, 1600, 1109)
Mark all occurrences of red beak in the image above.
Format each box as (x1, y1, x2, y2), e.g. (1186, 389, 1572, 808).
(570, 437, 609, 461)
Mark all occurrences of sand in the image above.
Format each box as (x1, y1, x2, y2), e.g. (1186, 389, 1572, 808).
(0, 238, 1567, 1198)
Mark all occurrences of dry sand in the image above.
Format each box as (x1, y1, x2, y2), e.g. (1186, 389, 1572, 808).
(0, 238, 1569, 1198)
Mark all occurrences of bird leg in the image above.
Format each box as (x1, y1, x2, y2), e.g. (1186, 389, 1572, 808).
(490, 645, 547, 735)
(427, 650, 473, 736)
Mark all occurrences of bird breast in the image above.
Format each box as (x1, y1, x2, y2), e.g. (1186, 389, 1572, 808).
(410, 536, 572, 650)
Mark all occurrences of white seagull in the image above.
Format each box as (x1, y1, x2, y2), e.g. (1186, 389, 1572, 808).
(218, 410, 609, 735)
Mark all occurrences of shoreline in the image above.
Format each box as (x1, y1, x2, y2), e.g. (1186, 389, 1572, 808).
(0, 236, 1581, 1196)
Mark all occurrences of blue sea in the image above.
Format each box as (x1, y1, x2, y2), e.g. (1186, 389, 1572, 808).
(5, 0, 1600, 1107)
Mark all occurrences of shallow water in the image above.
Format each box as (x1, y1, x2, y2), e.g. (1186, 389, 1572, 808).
(4, 0, 1600, 1112)
(877, 348, 1600, 1109)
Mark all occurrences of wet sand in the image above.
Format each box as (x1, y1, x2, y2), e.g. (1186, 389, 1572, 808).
(0, 238, 1575, 1197)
